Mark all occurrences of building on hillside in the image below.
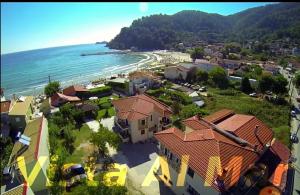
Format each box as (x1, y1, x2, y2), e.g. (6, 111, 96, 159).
(262, 64, 280, 75)
(128, 71, 162, 95)
(50, 92, 81, 107)
(8, 96, 34, 133)
(106, 77, 129, 95)
(220, 59, 243, 70)
(2, 116, 50, 195)
(1, 100, 12, 137)
(164, 65, 190, 81)
(62, 85, 89, 99)
(164, 60, 219, 81)
(112, 94, 173, 143)
(154, 109, 290, 195)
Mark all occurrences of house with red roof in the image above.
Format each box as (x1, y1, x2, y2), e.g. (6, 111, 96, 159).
(50, 92, 81, 107)
(112, 94, 173, 143)
(62, 85, 89, 99)
(154, 109, 290, 195)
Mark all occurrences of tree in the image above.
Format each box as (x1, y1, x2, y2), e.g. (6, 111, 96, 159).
(90, 125, 121, 158)
(63, 123, 76, 153)
(240, 77, 253, 94)
(209, 67, 229, 89)
(273, 75, 288, 95)
(171, 101, 181, 115)
(258, 73, 274, 93)
(44, 81, 60, 97)
(196, 70, 209, 83)
(190, 47, 204, 62)
(294, 71, 300, 88)
(186, 67, 198, 83)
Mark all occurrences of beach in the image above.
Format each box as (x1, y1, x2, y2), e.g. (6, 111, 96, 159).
(1, 44, 191, 99)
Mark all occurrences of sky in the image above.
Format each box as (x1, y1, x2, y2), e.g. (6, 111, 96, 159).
(1, 2, 275, 54)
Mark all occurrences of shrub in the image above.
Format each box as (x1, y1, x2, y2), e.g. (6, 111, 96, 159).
(179, 104, 208, 119)
(89, 86, 112, 96)
(97, 109, 107, 120)
(100, 102, 112, 109)
(108, 107, 116, 117)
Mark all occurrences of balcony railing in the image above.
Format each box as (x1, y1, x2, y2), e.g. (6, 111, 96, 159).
(115, 120, 129, 131)
(158, 150, 181, 172)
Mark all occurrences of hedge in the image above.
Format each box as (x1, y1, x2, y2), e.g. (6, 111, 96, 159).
(89, 86, 112, 96)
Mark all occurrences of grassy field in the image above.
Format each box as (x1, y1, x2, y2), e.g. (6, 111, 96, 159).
(65, 124, 93, 164)
(201, 88, 290, 146)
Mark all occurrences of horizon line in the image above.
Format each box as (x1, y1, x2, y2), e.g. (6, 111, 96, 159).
(1, 41, 108, 55)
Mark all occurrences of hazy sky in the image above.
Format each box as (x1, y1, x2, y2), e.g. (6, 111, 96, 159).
(1, 2, 274, 54)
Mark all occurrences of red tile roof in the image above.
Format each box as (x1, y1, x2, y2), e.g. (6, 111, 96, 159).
(155, 110, 278, 191)
(112, 94, 172, 121)
(0, 101, 11, 113)
(63, 85, 88, 96)
(218, 116, 273, 151)
(203, 109, 235, 124)
(155, 126, 258, 191)
(182, 115, 211, 130)
(51, 92, 81, 104)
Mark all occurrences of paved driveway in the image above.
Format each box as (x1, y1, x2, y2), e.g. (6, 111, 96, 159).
(100, 116, 115, 131)
(112, 142, 174, 195)
(85, 119, 100, 132)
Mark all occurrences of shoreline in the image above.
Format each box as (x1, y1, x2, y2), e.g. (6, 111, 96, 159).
(2, 50, 191, 99)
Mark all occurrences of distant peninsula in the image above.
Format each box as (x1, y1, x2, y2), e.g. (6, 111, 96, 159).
(95, 41, 108, 45)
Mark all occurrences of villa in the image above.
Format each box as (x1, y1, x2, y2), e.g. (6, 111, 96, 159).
(154, 109, 290, 195)
(2, 116, 50, 195)
(50, 92, 81, 107)
(62, 85, 89, 99)
(112, 94, 173, 143)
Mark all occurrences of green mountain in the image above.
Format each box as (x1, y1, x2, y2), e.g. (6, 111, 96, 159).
(107, 3, 300, 50)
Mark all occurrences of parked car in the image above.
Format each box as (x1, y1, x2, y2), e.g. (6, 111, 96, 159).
(199, 86, 207, 92)
(62, 164, 87, 180)
(291, 133, 299, 144)
(249, 93, 258, 97)
(291, 110, 296, 118)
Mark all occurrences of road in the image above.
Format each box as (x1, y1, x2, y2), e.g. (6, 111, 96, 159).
(280, 68, 300, 195)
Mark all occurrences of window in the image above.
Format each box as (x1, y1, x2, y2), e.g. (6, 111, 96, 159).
(15, 117, 20, 122)
(164, 175, 168, 180)
(141, 119, 145, 125)
(186, 184, 200, 195)
(169, 180, 173, 186)
(141, 130, 145, 135)
(151, 115, 152, 121)
(169, 153, 173, 160)
(187, 167, 194, 178)
(164, 148, 168, 156)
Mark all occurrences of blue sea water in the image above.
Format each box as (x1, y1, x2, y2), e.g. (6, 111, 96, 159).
(1, 44, 147, 98)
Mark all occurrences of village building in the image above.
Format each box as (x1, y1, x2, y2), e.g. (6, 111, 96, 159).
(2, 117, 50, 195)
(112, 94, 173, 143)
(154, 109, 290, 195)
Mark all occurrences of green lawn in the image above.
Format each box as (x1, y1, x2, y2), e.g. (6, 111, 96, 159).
(65, 124, 93, 164)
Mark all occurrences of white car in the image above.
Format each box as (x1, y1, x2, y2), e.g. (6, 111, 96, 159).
(249, 93, 258, 97)
(291, 110, 296, 117)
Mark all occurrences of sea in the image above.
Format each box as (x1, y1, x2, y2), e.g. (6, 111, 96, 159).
(1, 44, 148, 98)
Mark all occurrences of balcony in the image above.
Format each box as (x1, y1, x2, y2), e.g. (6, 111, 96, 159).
(158, 149, 181, 172)
(115, 119, 129, 131)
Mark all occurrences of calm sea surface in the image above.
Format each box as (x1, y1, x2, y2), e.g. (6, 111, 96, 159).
(1, 44, 146, 98)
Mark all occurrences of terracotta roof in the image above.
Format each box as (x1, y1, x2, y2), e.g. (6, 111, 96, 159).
(51, 92, 81, 103)
(203, 109, 235, 124)
(217, 115, 273, 149)
(216, 114, 254, 132)
(155, 126, 258, 191)
(182, 116, 211, 130)
(63, 85, 88, 96)
(1, 100, 11, 113)
(155, 110, 279, 191)
(112, 94, 172, 121)
(270, 139, 290, 164)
